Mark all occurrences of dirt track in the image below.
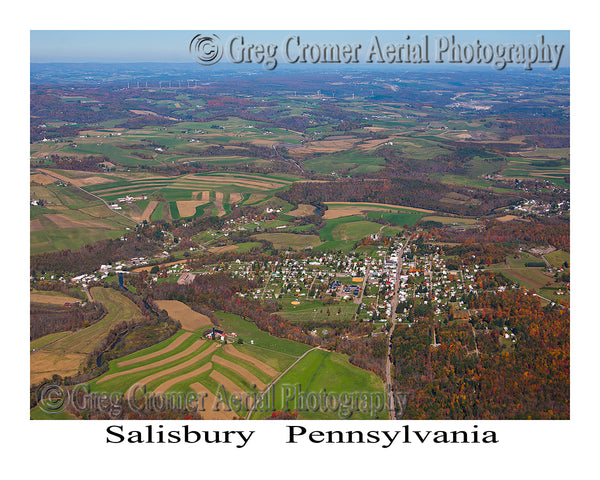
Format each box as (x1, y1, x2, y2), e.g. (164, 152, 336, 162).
(229, 192, 243, 204)
(140, 200, 159, 222)
(214, 191, 225, 217)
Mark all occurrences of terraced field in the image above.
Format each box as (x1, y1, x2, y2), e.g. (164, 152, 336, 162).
(83, 172, 294, 201)
(70, 171, 298, 223)
(86, 324, 289, 419)
(79, 308, 386, 420)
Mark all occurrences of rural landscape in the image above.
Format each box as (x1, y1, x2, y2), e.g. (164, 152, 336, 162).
(30, 55, 569, 420)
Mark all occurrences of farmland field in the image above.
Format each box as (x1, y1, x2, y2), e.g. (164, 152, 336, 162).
(30, 289, 81, 305)
(30, 287, 140, 384)
(30, 179, 134, 254)
(74, 310, 378, 419)
(154, 300, 212, 331)
(250, 349, 386, 420)
(254, 233, 322, 251)
(544, 250, 570, 268)
(74, 308, 385, 420)
(323, 202, 434, 220)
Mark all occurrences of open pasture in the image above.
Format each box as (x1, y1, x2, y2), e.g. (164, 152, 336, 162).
(501, 154, 569, 186)
(286, 204, 315, 217)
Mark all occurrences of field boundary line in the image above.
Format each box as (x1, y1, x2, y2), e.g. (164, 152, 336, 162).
(245, 345, 321, 419)
(239, 343, 301, 358)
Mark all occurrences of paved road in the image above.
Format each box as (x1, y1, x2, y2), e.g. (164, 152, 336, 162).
(354, 262, 371, 306)
(260, 267, 274, 300)
(532, 293, 568, 310)
(385, 237, 411, 419)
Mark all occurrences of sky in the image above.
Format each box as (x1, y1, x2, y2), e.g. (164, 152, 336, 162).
(30, 30, 570, 69)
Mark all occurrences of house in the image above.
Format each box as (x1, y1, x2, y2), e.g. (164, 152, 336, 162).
(177, 273, 196, 285)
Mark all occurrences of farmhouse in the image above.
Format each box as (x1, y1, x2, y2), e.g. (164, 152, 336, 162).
(177, 272, 196, 285)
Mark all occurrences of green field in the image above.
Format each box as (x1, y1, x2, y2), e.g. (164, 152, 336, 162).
(30, 331, 71, 351)
(46, 308, 387, 420)
(250, 349, 386, 420)
(253, 233, 322, 251)
(544, 250, 570, 268)
(66, 311, 316, 419)
(366, 211, 423, 226)
(304, 151, 385, 175)
(30, 181, 134, 255)
(277, 300, 359, 323)
(319, 216, 364, 241)
(56, 287, 140, 354)
(216, 312, 311, 357)
(419, 215, 479, 225)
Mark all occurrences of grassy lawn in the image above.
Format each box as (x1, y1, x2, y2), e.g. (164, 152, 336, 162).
(278, 300, 358, 322)
(333, 220, 382, 241)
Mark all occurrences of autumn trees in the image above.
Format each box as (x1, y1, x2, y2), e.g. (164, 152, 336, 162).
(391, 290, 569, 419)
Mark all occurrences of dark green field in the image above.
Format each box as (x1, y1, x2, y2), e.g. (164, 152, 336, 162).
(251, 349, 386, 420)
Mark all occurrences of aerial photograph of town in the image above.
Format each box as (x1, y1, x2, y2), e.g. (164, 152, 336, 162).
(29, 30, 570, 422)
